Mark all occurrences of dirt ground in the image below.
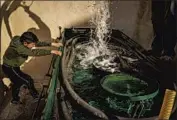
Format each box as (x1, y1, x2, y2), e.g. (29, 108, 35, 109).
(0, 84, 46, 120)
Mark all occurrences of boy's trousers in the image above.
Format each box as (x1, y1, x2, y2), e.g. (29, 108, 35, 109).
(2, 64, 38, 101)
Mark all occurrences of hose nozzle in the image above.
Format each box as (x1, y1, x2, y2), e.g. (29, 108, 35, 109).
(158, 89, 176, 120)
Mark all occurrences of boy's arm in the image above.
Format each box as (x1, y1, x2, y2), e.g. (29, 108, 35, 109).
(17, 46, 62, 56)
(36, 41, 51, 47)
(17, 46, 51, 56)
(36, 41, 63, 48)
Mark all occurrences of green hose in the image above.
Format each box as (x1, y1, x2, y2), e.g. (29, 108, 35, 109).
(43, 45, 63, 120)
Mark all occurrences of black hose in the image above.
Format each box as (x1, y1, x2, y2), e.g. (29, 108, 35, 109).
(61, 39, 108, 120)
(60, 87, 72, 120)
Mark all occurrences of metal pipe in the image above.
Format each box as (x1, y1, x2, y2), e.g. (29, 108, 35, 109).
(31, 85, 45, 120)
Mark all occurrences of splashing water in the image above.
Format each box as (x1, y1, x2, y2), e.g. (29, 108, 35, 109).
(92, 1, 111, 55)
(76, 1, 112, 69)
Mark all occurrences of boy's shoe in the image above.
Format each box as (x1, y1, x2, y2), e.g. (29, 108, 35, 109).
(32, 94, 39, 99)
(32, 96, 45, 103)
(10, 100, 23, 105)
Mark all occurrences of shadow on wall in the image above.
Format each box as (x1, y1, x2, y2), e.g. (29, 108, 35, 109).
(18, 2, 53, 80)
(0, 0, 23, 55)
(21, 3, 52, 42)
(0, 0, 51, 42)
(1, 1, 22, 39)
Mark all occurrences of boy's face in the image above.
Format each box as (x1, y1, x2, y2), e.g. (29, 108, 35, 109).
(24, 42, 36, 49)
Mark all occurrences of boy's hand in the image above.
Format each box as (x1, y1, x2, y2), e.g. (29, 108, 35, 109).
(51, 50, 62, 56)
(51, 42, 63, 48)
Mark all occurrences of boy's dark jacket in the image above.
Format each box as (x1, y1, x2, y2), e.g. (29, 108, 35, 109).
(3, 36, 51, 67)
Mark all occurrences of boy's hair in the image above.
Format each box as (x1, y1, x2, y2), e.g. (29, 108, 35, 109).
(20, 32, 39, 43)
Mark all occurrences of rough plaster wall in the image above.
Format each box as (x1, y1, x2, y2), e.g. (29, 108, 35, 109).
(1, 1, 153, 81)
(133, 0, 153, 49)
(110, 0, 153, 49)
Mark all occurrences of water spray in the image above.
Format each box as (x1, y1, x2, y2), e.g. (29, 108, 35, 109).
(76, 1, 112, 69)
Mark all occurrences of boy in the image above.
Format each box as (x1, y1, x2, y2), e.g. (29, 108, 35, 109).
(2, 31, 62, 104)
